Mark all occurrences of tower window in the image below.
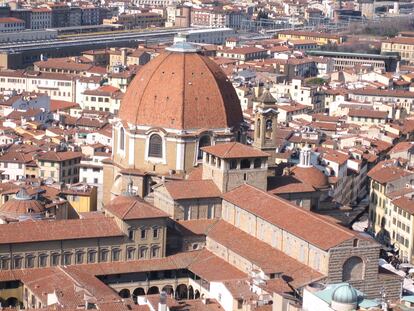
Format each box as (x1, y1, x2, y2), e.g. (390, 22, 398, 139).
(148, 134, 162, 158)
(120, 127, 125, 150)
(240, 159, 251, 169)
(198, 135, 211, 160)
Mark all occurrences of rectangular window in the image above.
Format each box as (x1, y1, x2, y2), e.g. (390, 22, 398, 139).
(1, 257, 9, 270)
(127, 248, 135, 260)
(51, 254, 59, 266)
(39, 255, 47, 267)
(63, 253, 71, 265)
(76, 252, 83, 264)
(112, 249, 120, 262)
(13, 257, 22, 269)
(141, 229, 146, 239)
(88, 251, 96, 263)
(153, 228, 159, 239)
(100, 250, 108, 262)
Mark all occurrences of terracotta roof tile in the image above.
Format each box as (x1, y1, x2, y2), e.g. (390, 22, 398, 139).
(392, 196, 414, 215)
(38, 151, 83, 162)
(202, 142, 269, 159)
(207, 220, 323, 287)
(164, 180, 221, 200)
(222, 184, 358, 250)
(104, 195, 168, 220)
(348, 109, 388, 119)
(0, 217, 123, 244)
(119, 50, 243, 130)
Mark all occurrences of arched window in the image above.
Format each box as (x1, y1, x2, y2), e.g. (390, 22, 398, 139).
(256, 118, 261, 138)
(198, 135, 211, 160)
(342, 256, 364, 281)
(75, 251, 84, 264)
(139, 247, 148, 259)
(87, 250, 96, 263)
(148, 134, 162, 158)
(100, 249, 109, 262)
(120, 127, 125, 151)
(266, 119, 272, 130)
(39, 254, 47, 267)
(25, 255, 35, 268)
(151, 246, 160, 258)
(112, 248, 121, 262)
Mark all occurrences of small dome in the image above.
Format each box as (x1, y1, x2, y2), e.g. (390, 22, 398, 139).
(0, 189, 44, 220)
(332, 284, 358, 304)
(290, 166, 329, 190)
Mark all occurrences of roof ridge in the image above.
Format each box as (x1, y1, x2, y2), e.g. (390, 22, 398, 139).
(121, 199, 137, 219)
(223, 142, 237, 157)
(259, 184, 355, 237)
(234, 184, 355, 238)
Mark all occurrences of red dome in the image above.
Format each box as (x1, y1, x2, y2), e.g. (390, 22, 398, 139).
(119, 46, 243, 130)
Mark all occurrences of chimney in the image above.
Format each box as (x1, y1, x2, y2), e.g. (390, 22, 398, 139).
(158, 291, 167, 311)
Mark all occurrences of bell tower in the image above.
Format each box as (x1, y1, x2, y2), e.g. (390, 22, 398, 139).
(253, 88, 278, 166)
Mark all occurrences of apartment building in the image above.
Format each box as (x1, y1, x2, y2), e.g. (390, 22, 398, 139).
(349, 89, 414, 113)
(381, 37, 414, 64)
(368, 162, 414, 259)
(37, 151, 82, 184)
(104, 13, 165, 28)
(0, 71, 76, 102)
(0, 152, 34, 181)
(277, 30, 345, 45)
(216, 47, 268, 61)
(347, 109, 388, 126)
(0, 17, 25, 32)
(272, 78, 325, 112)
(82, 85, 123, 114)
(30, 8, 52, 29)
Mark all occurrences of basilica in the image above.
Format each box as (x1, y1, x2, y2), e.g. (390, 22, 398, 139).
(0, 42, 402, 310)
(99, 41, 402, 305)
(103, 42, 246, 203)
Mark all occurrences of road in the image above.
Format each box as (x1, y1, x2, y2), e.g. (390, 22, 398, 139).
(0, 27, 193, 52)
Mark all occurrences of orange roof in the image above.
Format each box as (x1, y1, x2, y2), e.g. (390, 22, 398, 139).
(202, 142, 269, 159)
(389, 141, 414, 154)
(290, 166, 329, 189)
(368, 163, 413, 184)
(207, 220, 323, 286)
(392, 196, 414, 215)
(0, 218, 123, 244)
(222, 184, 359, 250)
(50, 100, 79, 112)
(119, 48, 243, 130)
(0, 17, 24, 23)
(104, 195, 168, 220)
(164, 180, 221, 200)
(349, 109, 388, 119)
(38, 151, 82, 162)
